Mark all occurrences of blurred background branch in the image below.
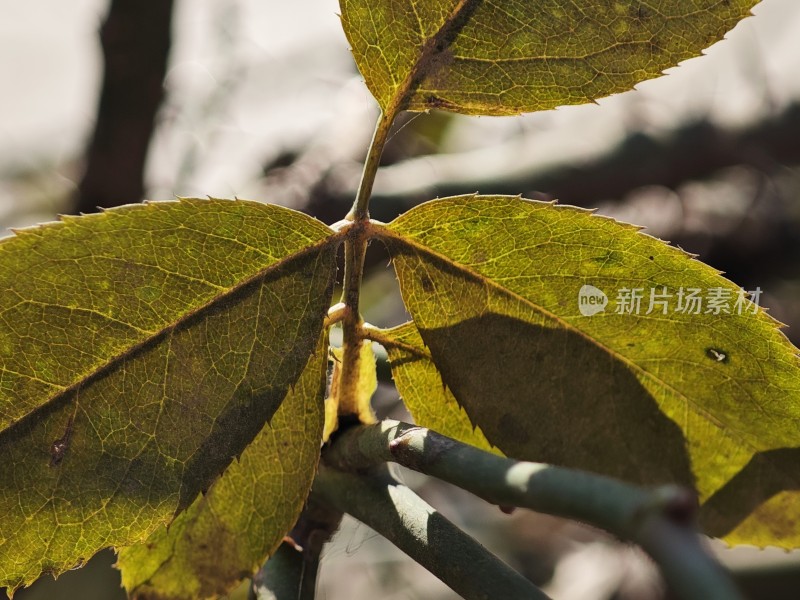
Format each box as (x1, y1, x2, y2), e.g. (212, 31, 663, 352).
(74, 0, 174, 214)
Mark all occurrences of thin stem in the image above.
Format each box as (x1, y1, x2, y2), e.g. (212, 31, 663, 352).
(250, 541, 303, 600)
(314, 464, 551, 600)
(337, 226, 368, 415)
(324, 420, 745, 600)
(349, 111, 396, 222)
(324, 302, 347, 328)
(361, 322, 429, 359)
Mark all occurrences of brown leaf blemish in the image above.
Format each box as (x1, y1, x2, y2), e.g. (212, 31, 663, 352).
(705, 347, 730, 364)
(49, 417, 74, 467)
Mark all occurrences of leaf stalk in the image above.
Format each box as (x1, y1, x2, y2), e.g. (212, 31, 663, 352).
(348, 111, 396, 222)
(336, 108, 397, 424)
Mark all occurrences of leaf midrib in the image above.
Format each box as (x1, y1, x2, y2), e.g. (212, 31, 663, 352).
(376, 223, 753, 451)
(384, 0, 476, 115)
(1, 235, 342, 434)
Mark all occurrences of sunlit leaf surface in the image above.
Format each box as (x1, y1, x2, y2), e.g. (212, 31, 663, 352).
(0, 199, 338, 590)
(381, 195, 800, 547)
(340, 0, 758, 115)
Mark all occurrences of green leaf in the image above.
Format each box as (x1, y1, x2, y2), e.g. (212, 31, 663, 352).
(117, 334, 327, 600)
(379, 195, 800, 548)
(0, 199, 338, 591)
(340, 0, 758, 115)
(381, 322, 497, 455)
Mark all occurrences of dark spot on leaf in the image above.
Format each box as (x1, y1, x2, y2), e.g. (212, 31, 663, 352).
(420, 274, 435, 293)
(49, 417, 74, 467)
(49, 440, 69, 467)
(705, 347, 730, 364)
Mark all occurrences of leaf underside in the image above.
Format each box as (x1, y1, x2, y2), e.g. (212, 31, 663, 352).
(118, 334, 327, 600)
(340, 0, 759, 115)
(0, 199, 337, 591)
(381, 195, 800, 548)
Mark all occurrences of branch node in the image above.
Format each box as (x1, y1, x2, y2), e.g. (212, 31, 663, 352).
(388, 426, 452, 469)
(661, 485, 699, 527)
(632, 484, 699, 530)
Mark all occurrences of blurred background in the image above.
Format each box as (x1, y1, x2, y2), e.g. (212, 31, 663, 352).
(1, 0, 800, 598)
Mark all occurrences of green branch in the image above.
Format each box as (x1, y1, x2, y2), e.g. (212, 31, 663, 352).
(313, 464, 551, 600)
(324, 420, 745, 600)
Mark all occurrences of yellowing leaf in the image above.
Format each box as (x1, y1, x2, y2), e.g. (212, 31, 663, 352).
(117, 335, 327, 600)
(379, 195, 800, 548)
(340, 0, 758, 115)
(324, 341, 377, 442)
(381, 322, 497, 454)
(0, 199, 338, 591)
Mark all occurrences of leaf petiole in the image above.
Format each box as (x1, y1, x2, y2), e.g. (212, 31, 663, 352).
(348, 110, 396, 222)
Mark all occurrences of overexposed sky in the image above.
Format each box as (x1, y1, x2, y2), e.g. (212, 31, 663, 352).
(0, 0, 797, 206)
